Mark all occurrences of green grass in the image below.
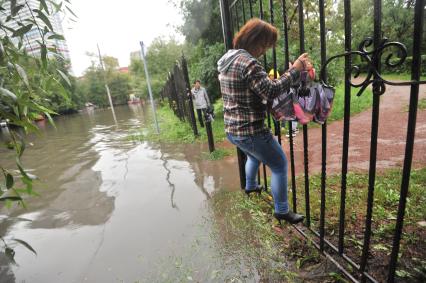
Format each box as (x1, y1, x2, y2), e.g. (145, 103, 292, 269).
(381, 73, 426, 82)
(418, 98, 426, 110)
(285, 167, 426, 281)
(210, 189, 324, 282)
(129, 100, 227, 144)
(129, 105, 197, 143)
(222, 167, 426, 281)
(327, 84, 373, 122)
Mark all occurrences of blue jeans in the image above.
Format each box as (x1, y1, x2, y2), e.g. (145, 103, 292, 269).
(227, 132, 289, 214)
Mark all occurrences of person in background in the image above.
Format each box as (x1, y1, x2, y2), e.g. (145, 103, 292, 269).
(191, 80, 211, 128)
(217, 18, 312, 224)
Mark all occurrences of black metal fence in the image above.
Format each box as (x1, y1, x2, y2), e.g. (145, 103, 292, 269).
(219, 0, 425, 282)
(160, 56, 199, 136)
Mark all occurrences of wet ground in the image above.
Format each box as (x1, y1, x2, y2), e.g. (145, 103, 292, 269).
(0, 105, 249, 282)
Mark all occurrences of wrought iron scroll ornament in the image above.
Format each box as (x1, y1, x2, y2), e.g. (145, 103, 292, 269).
(320, 37, 426, 97)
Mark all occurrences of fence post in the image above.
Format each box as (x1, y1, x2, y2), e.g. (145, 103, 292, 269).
(181, 55, 199, 137)
(219, 0, 246, 189)
(205, 114, 215, 153)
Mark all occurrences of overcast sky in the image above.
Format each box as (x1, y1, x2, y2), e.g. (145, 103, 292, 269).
(62, 0, 184, 76)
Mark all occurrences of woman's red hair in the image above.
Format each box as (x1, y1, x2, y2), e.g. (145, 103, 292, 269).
(233, 18, 278, 55)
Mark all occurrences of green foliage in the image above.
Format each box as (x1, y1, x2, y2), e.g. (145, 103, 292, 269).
(384, 55, 426, 75)
(76, 55, 132, 107)
(187, 41, 225, 102)
(175, 0, 223, 45)
(129, 37, 185, 99)
(0, 0, 76, 264)
(130, 99, 226, 144)
(130, 104, 197, 143)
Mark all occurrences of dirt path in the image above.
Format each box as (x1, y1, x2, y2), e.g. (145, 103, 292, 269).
(223, 83, 426, 176)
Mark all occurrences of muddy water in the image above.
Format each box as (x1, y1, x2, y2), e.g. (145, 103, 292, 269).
(0, 105, 248, 282)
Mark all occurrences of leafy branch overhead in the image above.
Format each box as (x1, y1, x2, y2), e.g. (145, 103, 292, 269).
(0, 0, 76, 264)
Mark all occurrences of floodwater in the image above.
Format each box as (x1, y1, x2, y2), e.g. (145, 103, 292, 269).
(0, 105, 246, 282)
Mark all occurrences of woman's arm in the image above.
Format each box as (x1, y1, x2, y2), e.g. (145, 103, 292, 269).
(244, 60, 300, 102)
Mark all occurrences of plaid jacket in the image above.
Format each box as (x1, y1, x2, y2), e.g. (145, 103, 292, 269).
(218, 49, 299, 136)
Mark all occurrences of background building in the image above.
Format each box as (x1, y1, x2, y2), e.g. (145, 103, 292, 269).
(0, 0, 71, 63)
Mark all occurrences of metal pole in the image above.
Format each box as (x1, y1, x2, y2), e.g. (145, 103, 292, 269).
(140, 41, 160, 134)
(97, 44, 117, 124)
(388, 0, 425, 281)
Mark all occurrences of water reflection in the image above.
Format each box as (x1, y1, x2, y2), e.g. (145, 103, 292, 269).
(159, 152, 179, 210)
(0, 105, 243, 282)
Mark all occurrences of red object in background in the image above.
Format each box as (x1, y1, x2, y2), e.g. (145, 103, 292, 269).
(308, 68, 316, 80)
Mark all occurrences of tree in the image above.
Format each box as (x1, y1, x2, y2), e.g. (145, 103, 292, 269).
(177, 0, 223, 45)
(129, 36, 185, 99)
(76, 55, 132, 107)
(0, 0, 75, 264)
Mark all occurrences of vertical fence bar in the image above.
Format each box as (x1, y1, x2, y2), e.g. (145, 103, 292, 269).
(219, 0, 247, 190)
(318, 0, 327, 252)
(258, 0, 269, 191)
(360, 0, 382, 280)
(338, 0, 351, 255)
(220, 0, 233, 49)
(182, 55, 199, 137)
(235, 4, 240, 30)
(269, 0, 282, 145)
(241, 0, 246, 23)
(281, 0, 289, 70)
(298, 0, 311, 227)
(205, 119, 216, 153)
(281, 0, 297, 213)
(388, 0, 425, 281)
(251, 0, 259, 186)
(246, 0, 254, 187)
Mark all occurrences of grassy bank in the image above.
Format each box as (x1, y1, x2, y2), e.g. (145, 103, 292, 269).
(210, 189, 334, 282)
(381, 73, 426, 82)
(229, 167, 426, 282)
(129, 100, 226, 144)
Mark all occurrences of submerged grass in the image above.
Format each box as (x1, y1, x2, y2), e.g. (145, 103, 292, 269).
(201, 147, 232, 161)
